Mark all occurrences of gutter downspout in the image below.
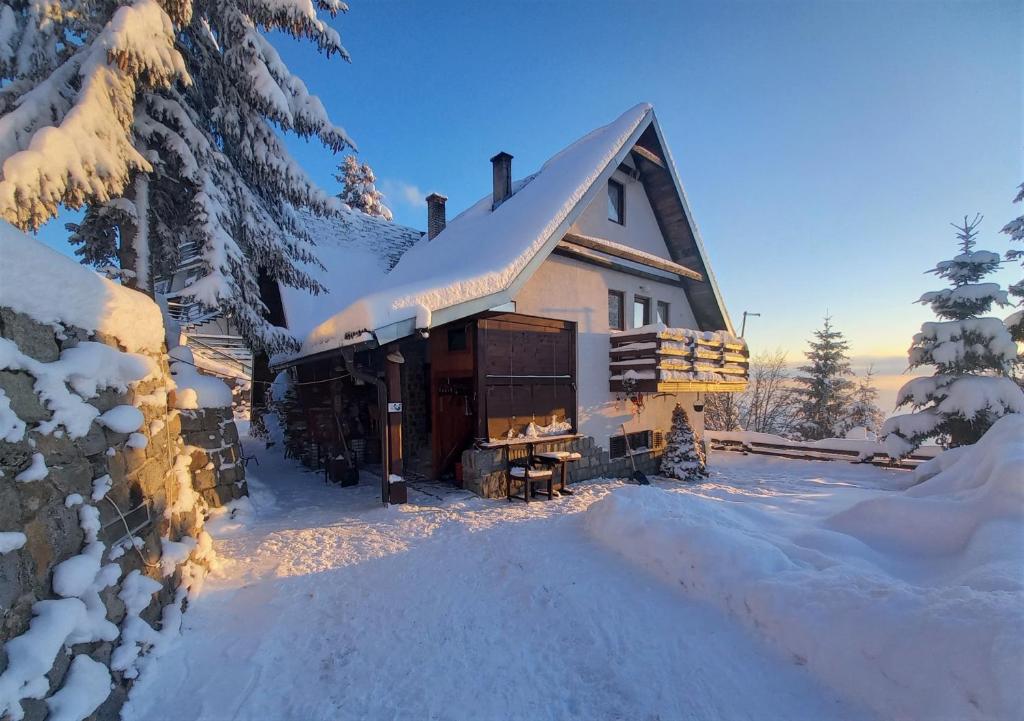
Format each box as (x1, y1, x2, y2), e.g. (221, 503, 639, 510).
(341, 344, 390, 506)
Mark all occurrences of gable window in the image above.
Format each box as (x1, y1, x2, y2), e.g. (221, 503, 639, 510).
(607, 179, 625, 225)
(656, 301, 670, 326)
(633, 295, 651, 327)
(608, 290, 624, 331)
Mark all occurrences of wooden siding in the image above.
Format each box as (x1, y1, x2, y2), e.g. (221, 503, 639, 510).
(633, 125, 727, 331)
(609, 329, 748, 394)
(476, 313, 577, 440)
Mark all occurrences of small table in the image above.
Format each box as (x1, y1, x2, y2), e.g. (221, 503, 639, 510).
(534, 451, 582, 495)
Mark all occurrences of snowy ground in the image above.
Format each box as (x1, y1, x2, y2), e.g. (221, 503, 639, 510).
(120, 439, 897, 721)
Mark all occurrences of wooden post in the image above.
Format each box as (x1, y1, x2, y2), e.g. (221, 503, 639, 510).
(386, 350, 403, 477)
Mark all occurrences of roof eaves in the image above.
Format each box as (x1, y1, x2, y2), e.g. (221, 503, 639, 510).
(647, 113, 736, 335)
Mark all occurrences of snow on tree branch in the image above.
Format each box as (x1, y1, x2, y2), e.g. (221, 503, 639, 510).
(0, 1, 189, 230)
(883, 216, 1022, 456)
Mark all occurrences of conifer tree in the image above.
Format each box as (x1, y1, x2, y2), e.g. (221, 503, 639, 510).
(660, 404, 708, 481)
(838, 366, 885, 436)
(883, 216, 1024, 455)
(336, 155, 392, 220)
(1, 1, 356, 355)
(1001, 182, 1023, 345)
(792, 317, 856, 440)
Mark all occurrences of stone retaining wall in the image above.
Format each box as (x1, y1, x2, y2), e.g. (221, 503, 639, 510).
(461, 436, 664, 498)
(0, 307, 244, 721)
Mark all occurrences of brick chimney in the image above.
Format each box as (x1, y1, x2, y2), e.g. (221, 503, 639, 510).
(426, 193, 447, 240)
(490, 152, 513, 209)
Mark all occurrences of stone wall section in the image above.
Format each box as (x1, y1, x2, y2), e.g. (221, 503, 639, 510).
(461, 435, 665, 498)
(180, 408, 248, 508)
(0, 308, 244, 721)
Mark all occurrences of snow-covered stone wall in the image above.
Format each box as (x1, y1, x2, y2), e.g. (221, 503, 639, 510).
(0, 224, 244, 721)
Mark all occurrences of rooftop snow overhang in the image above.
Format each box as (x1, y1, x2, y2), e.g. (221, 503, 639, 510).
(281, 104, 736, 368)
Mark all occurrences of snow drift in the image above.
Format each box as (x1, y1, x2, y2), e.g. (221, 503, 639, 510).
(0, 222, 164, 353)
(585, 415, 1024, 721)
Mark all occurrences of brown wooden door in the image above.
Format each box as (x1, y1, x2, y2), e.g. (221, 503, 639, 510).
(433, 376, 475, 478)
(430, 323, 477, 478)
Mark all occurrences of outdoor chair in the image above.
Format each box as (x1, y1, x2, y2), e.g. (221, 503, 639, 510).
(507, 462, 554, 503)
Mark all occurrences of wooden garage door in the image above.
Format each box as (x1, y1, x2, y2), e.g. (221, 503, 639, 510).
(477, 314, 576, 440)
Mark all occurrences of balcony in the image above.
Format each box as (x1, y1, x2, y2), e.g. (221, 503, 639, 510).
(609, 325, 748, 393)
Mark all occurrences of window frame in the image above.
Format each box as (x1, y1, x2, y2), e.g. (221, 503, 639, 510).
(656, 300, 670, 326)
(633, 295, 651, 328)
(608, 290, 625, 331)
(607, 179, 625, 225)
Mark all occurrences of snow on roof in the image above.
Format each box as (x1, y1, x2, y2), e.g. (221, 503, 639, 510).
(294, 103, 654, 361)
(0, 221, 164, 353)
(277, 208, 422, 346)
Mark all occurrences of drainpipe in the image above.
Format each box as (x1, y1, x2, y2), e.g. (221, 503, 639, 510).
(341, 344, 390, 506)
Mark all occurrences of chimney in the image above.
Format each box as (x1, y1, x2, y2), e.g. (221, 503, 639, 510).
(426, 193, 447, 240)
(490, 151, 513, 209)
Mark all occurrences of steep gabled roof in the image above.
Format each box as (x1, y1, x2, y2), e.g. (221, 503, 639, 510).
(277, 209, 422, 343)
(289, 104, 733, 363)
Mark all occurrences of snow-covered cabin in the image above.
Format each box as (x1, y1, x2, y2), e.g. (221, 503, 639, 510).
(274, 104, 747, 500)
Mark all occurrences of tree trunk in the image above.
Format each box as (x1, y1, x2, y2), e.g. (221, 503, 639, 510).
(116, 176, 153, 296)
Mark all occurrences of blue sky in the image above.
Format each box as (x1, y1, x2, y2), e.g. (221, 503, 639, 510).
(36, 0, 1021, 392)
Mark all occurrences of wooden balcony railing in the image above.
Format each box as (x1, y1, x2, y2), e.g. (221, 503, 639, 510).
(609, 325, 749, 393)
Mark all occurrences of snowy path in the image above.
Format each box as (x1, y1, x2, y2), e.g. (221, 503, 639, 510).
(123, 442, 878, 721)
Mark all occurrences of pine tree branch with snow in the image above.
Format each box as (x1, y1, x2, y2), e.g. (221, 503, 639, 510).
(1, 0, 359, 355)
(883, 216, 1024, 456)
(1000, 182, 1023, 345)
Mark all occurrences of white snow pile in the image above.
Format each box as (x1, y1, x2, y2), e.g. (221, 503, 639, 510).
(585, 415, 1024, 721)
(44, 655, 111, 721)
(0, 222, 164, 353)
(0, 505, 119, 720)
(0, 337, 158, 439)
(0, 388, 26, 442)
(168, 346, 232, 410)
(297, 103, 654, 358)
(13, 452, 47, 482)
(0, 532, 27, 554)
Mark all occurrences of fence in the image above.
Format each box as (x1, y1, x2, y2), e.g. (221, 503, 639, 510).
(706, 430, 941, 469)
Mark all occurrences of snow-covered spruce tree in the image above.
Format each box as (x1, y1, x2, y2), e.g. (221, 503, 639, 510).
(336, 154, 392, 220)
(2, 1, 355, 355)
(660, 403, 708, 481)
(883, 215, 1024, 456)
(1001, 182, 1023, 346)
(791, 317, 856, 440)
(838, 366, 885, 437)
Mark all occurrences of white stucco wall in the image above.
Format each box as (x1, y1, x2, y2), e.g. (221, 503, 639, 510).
(512, 252, 704, 451)
(568, 166, 672, 261)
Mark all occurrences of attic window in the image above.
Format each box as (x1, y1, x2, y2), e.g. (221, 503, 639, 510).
(608, 179, 625, 225)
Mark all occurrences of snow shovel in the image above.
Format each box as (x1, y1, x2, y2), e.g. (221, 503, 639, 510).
(620, 423, 649, 485)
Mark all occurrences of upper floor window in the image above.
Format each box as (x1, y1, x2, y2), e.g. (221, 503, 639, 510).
(608, 290, 624, 331)
(656, 301, 670, 326)
(608, 179, 625, 225)
(633, 295, 651, 327)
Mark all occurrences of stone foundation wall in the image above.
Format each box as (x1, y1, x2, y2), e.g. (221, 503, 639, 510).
(461, 436, 665, 498)
(0, 307, 244, 721)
